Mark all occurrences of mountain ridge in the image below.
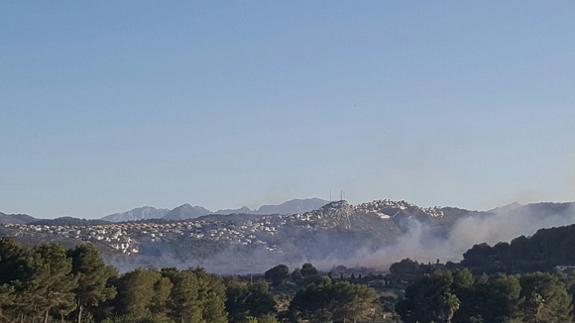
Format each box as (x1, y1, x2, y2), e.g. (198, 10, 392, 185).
(102, 206, 170, 222)
(0, 212, 37, 224)
(101, 198, 330, 222)
(2, 198, 575, 273)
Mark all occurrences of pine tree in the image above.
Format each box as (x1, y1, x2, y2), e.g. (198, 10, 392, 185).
(28, 244, 78, 323)
(165, 269, 202, 323)
(150, 276, 173, 316)
(520, 273, 573, 322)
(69, 243, 118, 323)
(116, 269, 162, 317)
(194, 269, 227, 323)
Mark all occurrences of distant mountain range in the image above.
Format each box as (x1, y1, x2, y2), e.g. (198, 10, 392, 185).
(0, 198, 331, 224)
(3, 199, 575, 226)
(102, 206, 171, 222)
(102, 198, 330, 222)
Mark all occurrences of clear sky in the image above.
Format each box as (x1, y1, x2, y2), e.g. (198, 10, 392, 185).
(1, 1, 574, 218)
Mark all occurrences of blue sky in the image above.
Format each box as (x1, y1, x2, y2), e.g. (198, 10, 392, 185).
(1, 1, 574, 218)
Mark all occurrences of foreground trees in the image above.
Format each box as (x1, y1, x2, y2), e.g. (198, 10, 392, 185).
(4, 239, 383, 323)
(396, 270, 460, 323)
(225, 280, 276, 323)
(0, 239, 78, 322)
(4, 236, 575, 323)
(69, 244, 118, 323)
(32, 244, 78, 323)
(520, 273, 573, 322)
(288, 278, 378, 322)
(398, 269, 574, 323)
(0, 239, 230, 323)
(113, 268, 228, 323)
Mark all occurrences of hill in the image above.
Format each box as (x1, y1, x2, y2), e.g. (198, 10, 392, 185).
(30, 217, 110, 226)
(0, 212, 37, 224)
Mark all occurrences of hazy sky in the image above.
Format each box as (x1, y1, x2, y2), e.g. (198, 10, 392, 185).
(1, 1, 574, 218)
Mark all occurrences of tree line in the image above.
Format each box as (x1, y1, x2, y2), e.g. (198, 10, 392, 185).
(397, 269, 575, 323)
(0, 238, 380, 323)
(462, 223, 575, 274)
(390, 223, 575, 322)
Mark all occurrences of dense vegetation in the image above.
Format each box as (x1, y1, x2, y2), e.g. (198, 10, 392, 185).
(5, 222, 575, 322)
(389, 223, 575, 322)
(397, 269, 575, 323)
(462, 223, 575, 273)
(0, 238, 381, 323)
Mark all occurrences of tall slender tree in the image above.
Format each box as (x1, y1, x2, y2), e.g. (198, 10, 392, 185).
(69, 243, 118, 323)
(28, 244, 78, 323)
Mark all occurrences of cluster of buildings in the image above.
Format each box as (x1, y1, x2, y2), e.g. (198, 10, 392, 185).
(0, 199, 446, 258)
(1, 214, 303, 255)
(3, 222, 139, 254)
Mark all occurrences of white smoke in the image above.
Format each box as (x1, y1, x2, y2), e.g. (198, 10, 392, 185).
(104, 203, 575, 274)
(340, 203, 575, 270)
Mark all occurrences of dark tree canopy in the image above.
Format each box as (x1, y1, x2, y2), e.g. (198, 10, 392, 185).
(264, 264, 289, 287)
(462, 224, 575, 273)
(225, 279, 276, 323)
(300, 263, 318, 278)
(398, 270, 575, 323)
(288, 278, 378, 322)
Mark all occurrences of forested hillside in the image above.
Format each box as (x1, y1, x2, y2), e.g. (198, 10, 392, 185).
(462, 223, 575, 273)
